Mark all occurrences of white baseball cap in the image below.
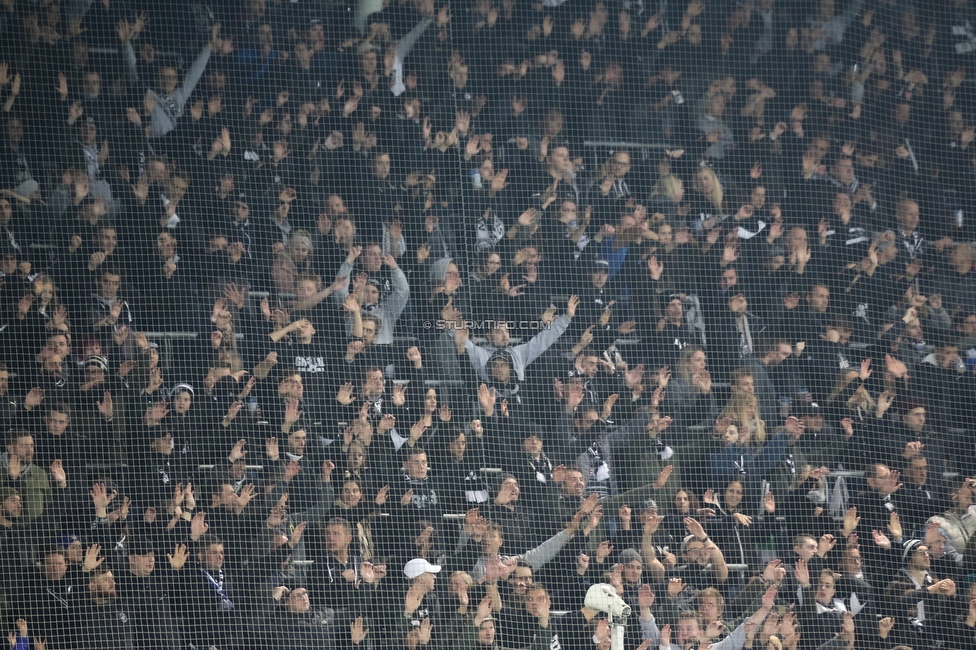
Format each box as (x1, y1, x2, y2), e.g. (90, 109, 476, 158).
(404, 558, 442, 580)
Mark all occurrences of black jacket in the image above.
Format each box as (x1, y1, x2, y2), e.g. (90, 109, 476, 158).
(115, 570, 184, 650)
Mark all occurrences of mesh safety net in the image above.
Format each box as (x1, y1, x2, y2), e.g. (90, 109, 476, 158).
(0, 1, 975, 650)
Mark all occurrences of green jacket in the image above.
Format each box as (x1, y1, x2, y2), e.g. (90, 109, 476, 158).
(0, 456, 53, 522)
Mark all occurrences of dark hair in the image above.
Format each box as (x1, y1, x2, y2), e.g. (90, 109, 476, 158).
(47, 402, 72, 417)
(195, 534, 223, 555)
(674, 488, 701, 510)
(758, 338, 789, 357)
(99, 264, 122, 279)
(41, 544, 66, 559)
(953, 310, 976, 329)
(6, 429, 31, 447)
(526, 582, 549, 597)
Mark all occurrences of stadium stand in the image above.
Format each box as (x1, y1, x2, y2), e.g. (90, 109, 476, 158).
(1, 1, 976, 649)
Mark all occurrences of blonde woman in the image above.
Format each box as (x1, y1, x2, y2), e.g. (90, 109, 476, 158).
(667, 345, 719, 431)
(688, 167, 752, 233)
(17, 274, 69, 333)
(692, 167, 724, 212)
(653, 173, 685, 201)
(720, 390, 767, 446)
(648, 173, 685, 224)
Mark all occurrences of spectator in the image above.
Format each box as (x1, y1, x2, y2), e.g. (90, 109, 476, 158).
(0, 2, 972, 647)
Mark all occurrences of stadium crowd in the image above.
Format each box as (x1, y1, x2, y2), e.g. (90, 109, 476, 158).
(1, 0, 976, 649)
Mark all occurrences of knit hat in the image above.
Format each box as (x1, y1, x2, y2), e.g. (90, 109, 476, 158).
(496, 473, 518, 490)
(619, 548, 643, 566)
(902, 538, 923, 562)
(681, 534, 701, 554)
(83, 355, 108, 371)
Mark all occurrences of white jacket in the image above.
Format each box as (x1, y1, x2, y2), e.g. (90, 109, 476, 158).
(928, 505, 976, 555)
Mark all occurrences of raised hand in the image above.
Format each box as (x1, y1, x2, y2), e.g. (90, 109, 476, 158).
(49, 459, 66, 487)
(595, 540, 613, 562)
(818, 534, 837, 556)
(401, 488, 415, 507)
(392, 383, 406, 407)
(108, 497, 132, 524)
(841, 506, 860, 536)
(762, 559, 786, 584)
(90, 482, 118, 510)
(228, 439, 247, 462)
(888, 511, 903, 541)
(378, 413, 396, 432)
(878, 617, 895, 639)
(872, 528, 891, 549)
(337, 383, 355, 405)
(794, 558, 810, 587)
(284, 399, 303, 424)
(167, 544, 189, 570)
(190, 511, 209, 538)
(289, 521, 307, 548)
(283, 460, 301, 482)
(653, 465, 674, 489)
(409, 419, 427, 442)
(567, 295, 580, 318)
(321, 459, 336, 483)
(478, 383, 497, 416)
(840, 417, 855, 439)
(264, 436, 280, 460)
(350, 617, 369, 644)
(666, 578, 684, 597)
(82, 543, 104, 572)
(417, 618, 433, 645)
(704, 620, 727, 640)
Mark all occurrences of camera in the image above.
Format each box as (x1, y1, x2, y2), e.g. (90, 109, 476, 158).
(584, 584, 631, 618)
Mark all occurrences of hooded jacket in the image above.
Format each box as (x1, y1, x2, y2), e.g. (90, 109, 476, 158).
(463, 314, 572, 383)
